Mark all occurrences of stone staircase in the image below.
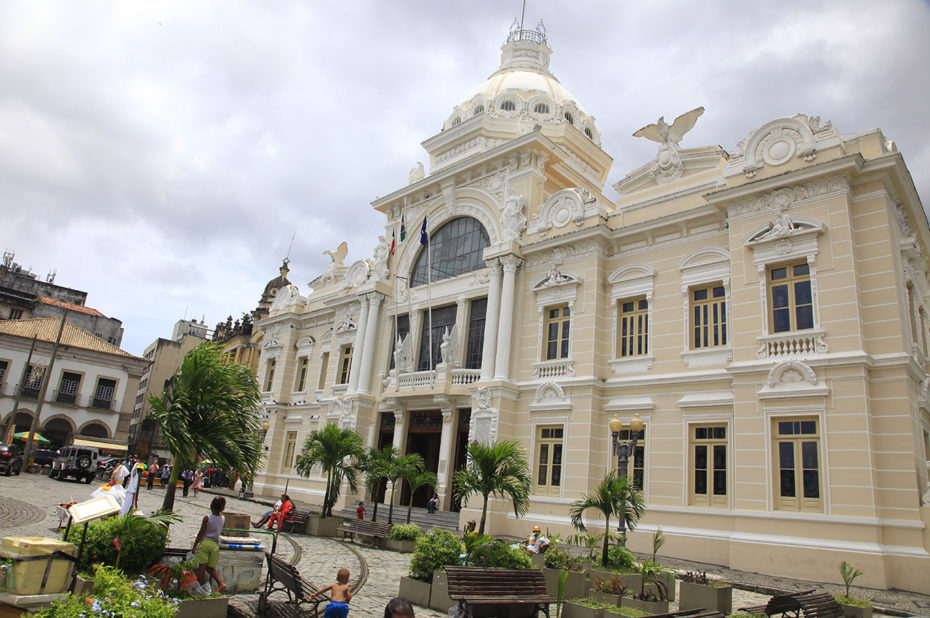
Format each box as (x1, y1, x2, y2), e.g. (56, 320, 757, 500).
(335, 501, 462, 532)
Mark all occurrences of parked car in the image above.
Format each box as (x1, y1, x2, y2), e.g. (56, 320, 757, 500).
(31, 448, 59, 467)
(50, 445, 99, 483)
(0, 443, 24, 476)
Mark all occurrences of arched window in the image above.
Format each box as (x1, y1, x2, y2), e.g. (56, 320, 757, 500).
(452, 117, 462, 126)
(534, 103, 550, 114)
(474, 105, 485, 116)
(501, 100, 516, 111)
(584, 128, 593, 139)
(411, 217, 490, 287)
(564, 112, 574, 125)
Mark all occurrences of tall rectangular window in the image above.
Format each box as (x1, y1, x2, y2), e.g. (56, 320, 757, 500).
(338, 345, 353, 384)
(21, 364, 44, 399)
(8, 309, 22, 319)
(619, 298, 648, 357)
(545, 305, 571, 360)
(774, 418, 822, 512)
(534, 425, 564, 496)
(294, 357, 309, 392)
(389, 314, 410, 370)
(465, 298, 487, 369)
(264, 358, 276, 391)
(616, 428, 645, 490)
(282, 431, 297, 472)
(0, 360, 8, 386)
(57, 372, 82, 405)
(93, 378, 116, 410)
(317, 352, 330, 389)
(769, 262, 813, 333)
(691, 424, 727, 507)
(417, 304, 457, 371)
(692, 285, 727, 348)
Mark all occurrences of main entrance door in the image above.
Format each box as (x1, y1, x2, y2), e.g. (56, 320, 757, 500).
(402, 411, 442, 508)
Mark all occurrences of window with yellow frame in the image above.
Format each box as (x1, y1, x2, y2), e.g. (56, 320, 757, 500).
(690, 424, 727, 507)
(618, 297, 648, 357)
(768, 262, 813, 333)
(773, 418, 822, 512)
(294, 356, 309, 392)
(534, 425, 564, 496)
(691, 284, 727, 348)
(282, 431, 297, 473)
(318, 352, 330, 390)
(264, 358, 276, 391)
(544, 305, 571, 360)
(338, 345, 353, 384)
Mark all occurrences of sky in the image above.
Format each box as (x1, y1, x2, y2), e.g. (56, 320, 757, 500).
(2, 0, 929, 357)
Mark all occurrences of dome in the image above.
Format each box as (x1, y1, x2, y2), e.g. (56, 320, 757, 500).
(261, 259, 292, 303)
(443, 23, 599, 144)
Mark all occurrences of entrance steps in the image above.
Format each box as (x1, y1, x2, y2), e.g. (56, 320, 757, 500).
(335, 501, 462, 532)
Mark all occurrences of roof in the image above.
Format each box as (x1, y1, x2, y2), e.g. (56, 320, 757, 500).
(37, 297, 107, 318)
(0, 318, 142, 360)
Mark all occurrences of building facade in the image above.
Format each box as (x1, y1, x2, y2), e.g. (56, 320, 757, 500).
(0, 318, 149, 449)
(252, 25, 930, 592)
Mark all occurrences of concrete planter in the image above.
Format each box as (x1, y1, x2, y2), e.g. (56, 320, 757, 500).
(384, 538, 416, 553)
(174, 596, 228, 618)
(839, 602, 873, 618)
(429, 570, 454, 612)
(72, 575, 94, 597)
(305, 515, 343, 537)
(625, 596, 669, 614)
(398, 576, 431, 608)
(530, 553, 546, 569)
(562, 601, 604, 618)
(679, 581, 732, 615)
(543, 568, 588, 599)
(588, 589, 624, 606)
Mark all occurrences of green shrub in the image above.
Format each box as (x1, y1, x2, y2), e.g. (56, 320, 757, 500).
(408, 528, 462, 582)
(469, 539, 532, 569)
(64, 514, 169, 573)
(607, 544, 636, 569)
(32, 564, 179, 618)
(543, 546, 584, 572)
(387, 523, 421, 541)
(593, 574, 629, 595)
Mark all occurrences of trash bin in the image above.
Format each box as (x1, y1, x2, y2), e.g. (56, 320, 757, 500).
(0, 537, 76, 595)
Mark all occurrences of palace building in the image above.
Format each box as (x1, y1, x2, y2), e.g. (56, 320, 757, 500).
(252, 24, 930, 592)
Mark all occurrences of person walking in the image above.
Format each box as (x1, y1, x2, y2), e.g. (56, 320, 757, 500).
(181, 467, 193, 497)
(191, 497, 227, 594)
(147, 461, 159, 490)
(160, 464, 171, 488)
(193, 468, 203, 497)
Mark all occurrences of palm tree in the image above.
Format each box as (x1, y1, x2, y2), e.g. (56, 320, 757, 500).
(360, 445, 397, 522)
(453, 440, 531, 534)
(295, 423, 363, 518)
(402, 467, 438, 523)
(386, 453, 423, 525)
(148, 343, 263, 512)
(568, 472, 645, 566)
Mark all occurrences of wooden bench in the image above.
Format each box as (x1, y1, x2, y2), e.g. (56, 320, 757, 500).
(738, 589, 814, 617)
(796, 592, 843, 618)
(257, 551, 326, 617)
(444, 566, 557, 617)
(280, 509, 309, 533)
(340, 519, 392, 547)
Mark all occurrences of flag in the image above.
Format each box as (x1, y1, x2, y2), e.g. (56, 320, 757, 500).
(400, 213, 406, 241)
(390, 229, 396, 255)
(420, 217, 428, 245)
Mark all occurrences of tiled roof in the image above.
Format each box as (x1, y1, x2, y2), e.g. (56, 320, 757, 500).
(0, 318, 142, 360)
(37, 297, 107, 317)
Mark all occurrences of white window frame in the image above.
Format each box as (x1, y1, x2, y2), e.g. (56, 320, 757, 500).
(763, 407, 828, 513)
(608, 265, 655, 375)
(531, 267, 581, 380)
(679, 248, 732, 368)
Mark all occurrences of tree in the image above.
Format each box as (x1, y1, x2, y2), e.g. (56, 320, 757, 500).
(387, 453, 423, 525)
(360, 445, 397, 522)
(148, 343, 263, 512)
(453, 440, 531, 534)
(295, 423, 363, 518)
(402, 467, 438, 523)
(568, 472, 645, 566)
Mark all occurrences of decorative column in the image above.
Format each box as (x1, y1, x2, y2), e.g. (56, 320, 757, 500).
(480, 259, 502, 380)
(494, 255, 522, 381)
(435, 398, 457, 511)
(387, 408, 407, 507)
(357, 293, 383, 394)
(347, 296, 369, 393)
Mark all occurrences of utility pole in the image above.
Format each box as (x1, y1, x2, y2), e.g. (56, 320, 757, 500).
(22, 313, 67, 464)
(2, 334, 37, 443)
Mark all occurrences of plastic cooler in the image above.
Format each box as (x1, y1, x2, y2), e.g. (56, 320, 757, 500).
(216, 547, 264, 593)
(0, 537, 76, 595)
(222, 513, 250, 537)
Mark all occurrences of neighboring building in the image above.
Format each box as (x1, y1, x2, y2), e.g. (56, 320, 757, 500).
(0, 252, 125, 346)
(250, 24, 930, 593)
(0, 318, 149, 450)
(127, 318, 209, 461)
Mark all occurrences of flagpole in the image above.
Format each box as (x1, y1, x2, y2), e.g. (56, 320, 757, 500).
(426, 225, 433, 372)
(392, 225, 399, 375)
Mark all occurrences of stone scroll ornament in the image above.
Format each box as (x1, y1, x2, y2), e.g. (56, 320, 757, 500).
(633, 106, 704, 184)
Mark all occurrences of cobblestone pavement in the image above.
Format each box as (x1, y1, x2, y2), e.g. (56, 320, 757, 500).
(1, 473, 926, 616)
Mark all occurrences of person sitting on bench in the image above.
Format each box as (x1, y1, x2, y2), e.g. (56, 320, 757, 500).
(266, 494, 295, 530)
(252, 495, 284, 528)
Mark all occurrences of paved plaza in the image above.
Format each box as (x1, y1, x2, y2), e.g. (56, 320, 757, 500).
(0, 472, 926, 616)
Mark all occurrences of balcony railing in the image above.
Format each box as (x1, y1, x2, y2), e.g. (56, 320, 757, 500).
(450, 369, 481, 386)
(331, 383, 349, 396)
(91, 397, 113, 411)
(18, 385, 40, 399)
(397, 370, 437, 389)
(756, 330, 827, 359)
(532, 359, 575, 380)
(55, 389, 78, 405)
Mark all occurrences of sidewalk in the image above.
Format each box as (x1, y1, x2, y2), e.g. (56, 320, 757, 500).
(201, 487, 929, 616)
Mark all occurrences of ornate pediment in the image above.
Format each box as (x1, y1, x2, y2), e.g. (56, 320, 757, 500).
(730, 114, 841, 178)
(531, 267, 582, 291)
(342, 260, 371, 290)
(269, 284, 306, 313)
(745, 214, 824, 245)
(532, 188, 592, 236)
(758, 360, 829, 398)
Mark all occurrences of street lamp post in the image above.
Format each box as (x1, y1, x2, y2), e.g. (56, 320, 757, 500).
(609, 412, 644, 543)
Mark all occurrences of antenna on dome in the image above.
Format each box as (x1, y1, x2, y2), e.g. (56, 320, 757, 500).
(520, 0, 526, 31)
(285, 232, 296, 261)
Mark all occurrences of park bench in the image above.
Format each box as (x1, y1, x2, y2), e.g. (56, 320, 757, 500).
(257, 551, 326, 617)
(646, 610, 725, 618)
(444, 566, 557, 617)
(280, 509, 309, 533)
(340, 519, 392, 547)
(796, 592, 843, 618)
(738, 589, 815, 617)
